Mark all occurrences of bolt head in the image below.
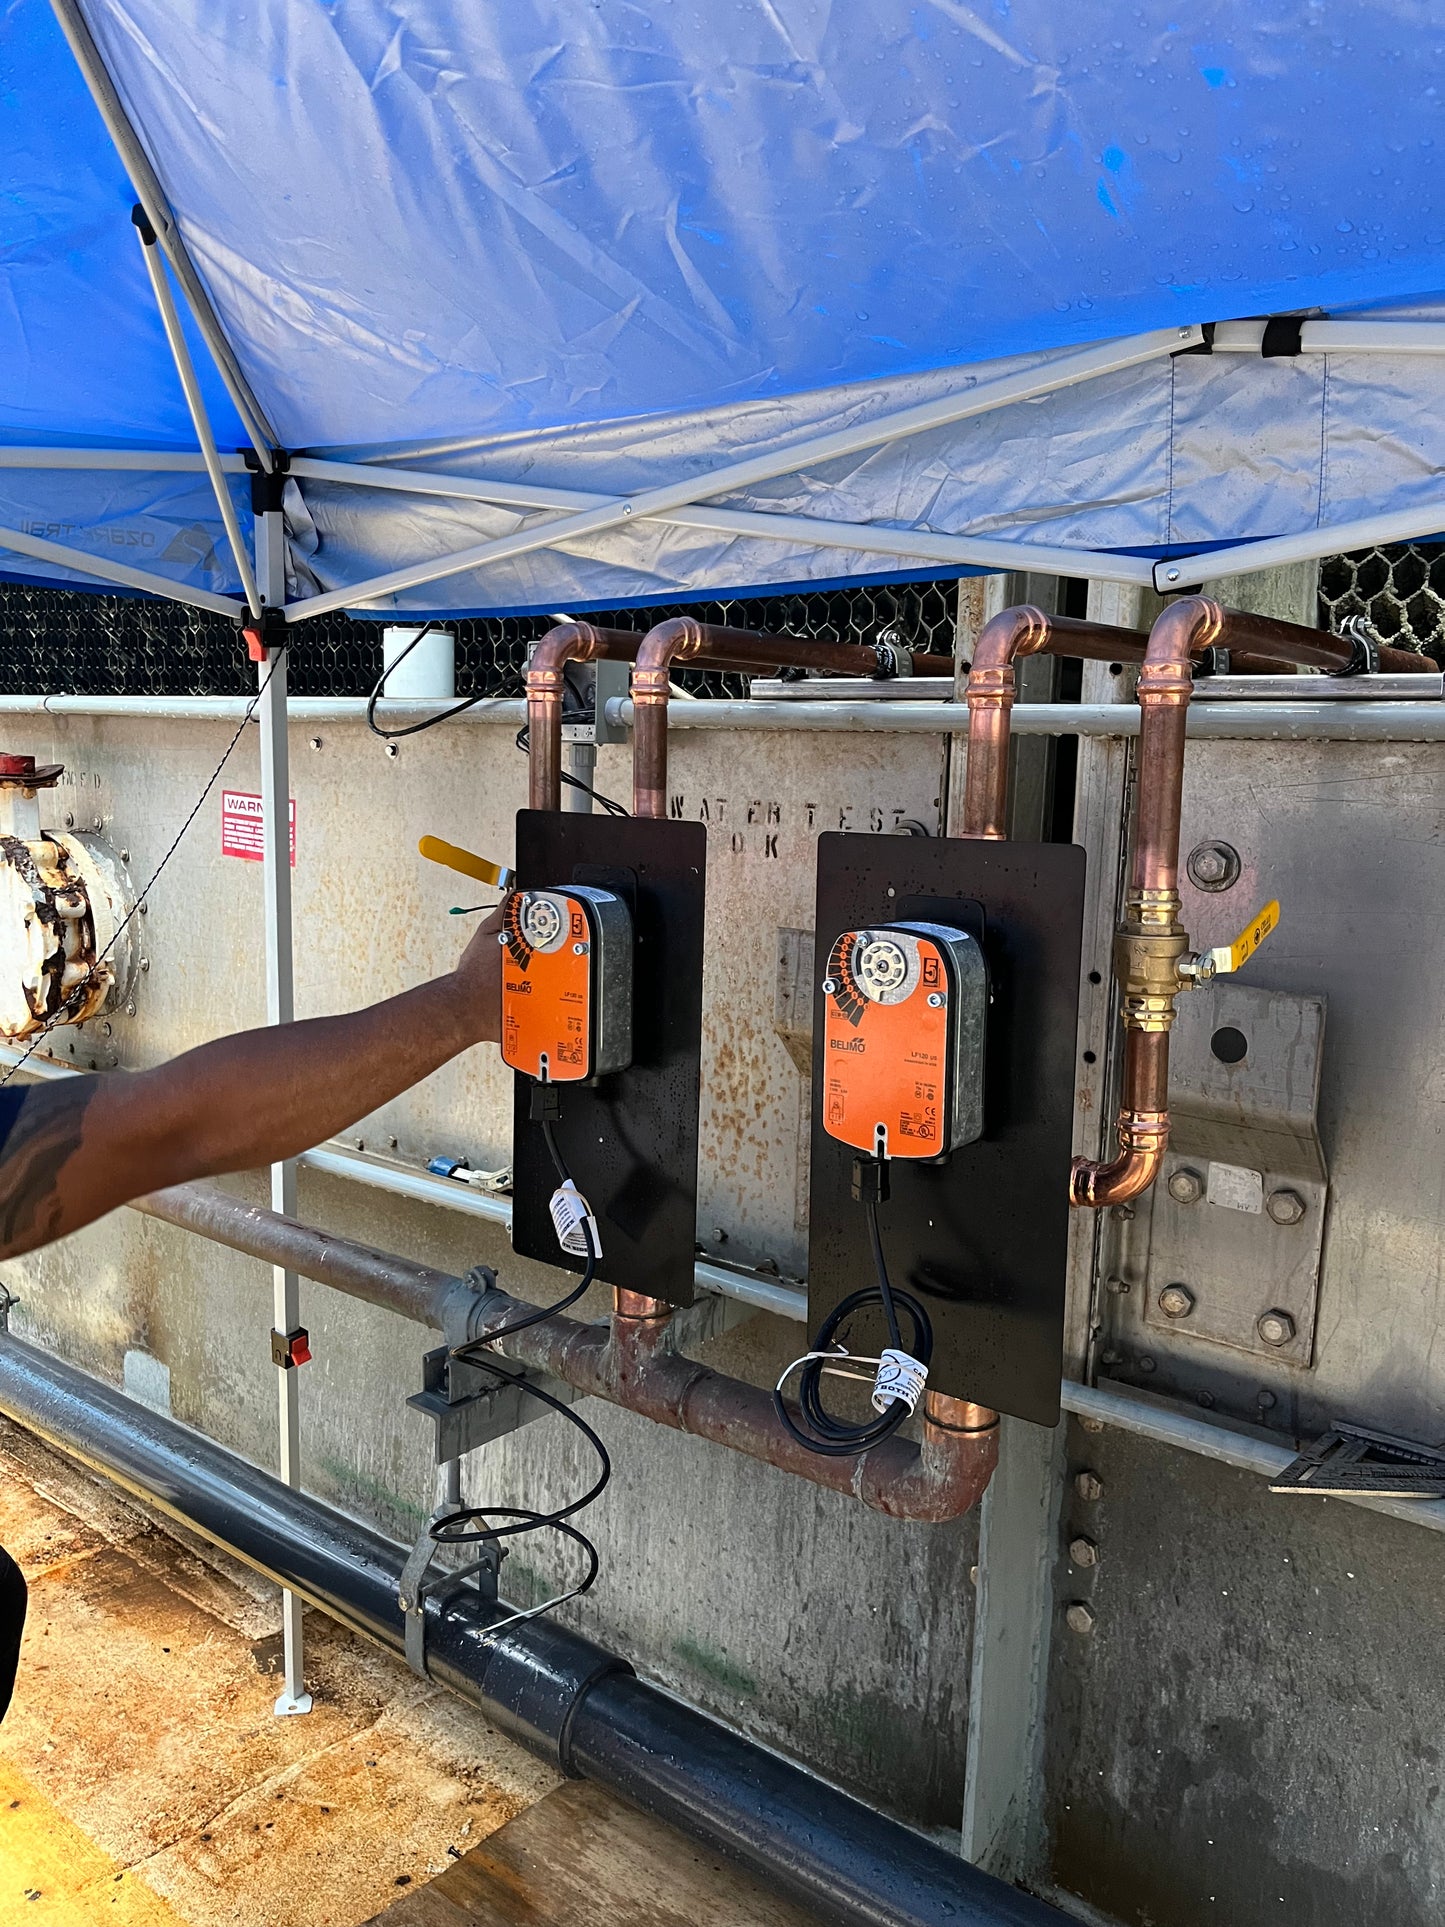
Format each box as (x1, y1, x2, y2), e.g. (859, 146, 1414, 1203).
(1074, 1470, 1104, 1501)
(1159, 1283, 1195, 1319)
(1110, 1203, 1136, 1223)
(1186, 840, 1242, 894)
(1105, 1274, 1131, 1296)
(119, 849, 129, 863)
(1137, 1355, 1157, 1374)
(927, 991, 945, 1007)
(1065, 1603, 1096, 1635)
(1257, 1308, 1296, 1347)
(1069, 1536, 1099, 1568)
(63, 813, 74, 829)
(821, 977, 837, 995)
(124, 1002, 136, 1017)
(1167, 1167, 1203, 1204)
(385, 742, 399, 758)
(309, 736, 323, 750)
(1266, 1188, 1306, 1226)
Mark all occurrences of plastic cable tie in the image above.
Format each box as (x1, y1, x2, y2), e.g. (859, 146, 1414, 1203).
(872, 1349, 928, 1415)
(549, 1180, 601, 1260)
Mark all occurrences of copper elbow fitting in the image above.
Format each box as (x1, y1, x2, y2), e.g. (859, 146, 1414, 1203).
(525, 622, 640, 812)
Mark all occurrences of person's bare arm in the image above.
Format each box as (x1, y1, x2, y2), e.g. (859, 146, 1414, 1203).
(0, 910, 503, 1262)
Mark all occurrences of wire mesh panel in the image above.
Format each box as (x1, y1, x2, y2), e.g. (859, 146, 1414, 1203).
(0, 577, 963, 698)
(1318, 545, 1445, 663)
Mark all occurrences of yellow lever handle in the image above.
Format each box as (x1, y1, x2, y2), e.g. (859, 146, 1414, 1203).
(1208, 899, 1280, 977)
(418, 836, 515, 892)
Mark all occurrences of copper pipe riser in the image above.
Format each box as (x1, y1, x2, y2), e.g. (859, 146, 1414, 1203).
(474, 1291, 996, 1522)
(526, 622, 645, 812)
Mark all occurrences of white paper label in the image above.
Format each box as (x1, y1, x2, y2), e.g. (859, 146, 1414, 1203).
(1207, 1161, 1264, 1214)
(549, 1180, 601, 1259)
(872, 1348, 928, 1415)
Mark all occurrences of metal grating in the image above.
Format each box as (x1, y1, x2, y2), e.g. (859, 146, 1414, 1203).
(1318, 544, 1445, 663)
(0, 577, 962, 699)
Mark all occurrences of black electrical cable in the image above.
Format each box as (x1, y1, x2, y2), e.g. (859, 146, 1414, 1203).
(432, 1098, 609, 1628)
(773, 1179, 934, 1459)
(365, 622, 505, 739)
(513, 720, 629, 817)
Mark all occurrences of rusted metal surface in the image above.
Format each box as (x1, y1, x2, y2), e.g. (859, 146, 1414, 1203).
(0, 827, 134, 1039)
(480, 1282, 997, 1523)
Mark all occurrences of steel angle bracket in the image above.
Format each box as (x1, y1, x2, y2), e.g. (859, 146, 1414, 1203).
(1270, 1422, 1445, 1499)
(407, 1345, 579, 1462)
(1134, 982, 1329, 1368)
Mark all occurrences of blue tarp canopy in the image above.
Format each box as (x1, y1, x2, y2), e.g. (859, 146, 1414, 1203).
(4, 0, 1445, 622)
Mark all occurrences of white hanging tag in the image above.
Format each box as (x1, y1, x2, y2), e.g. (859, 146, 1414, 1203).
(549, 1180, 601, 1260)
(872, 1348, 928, 1415)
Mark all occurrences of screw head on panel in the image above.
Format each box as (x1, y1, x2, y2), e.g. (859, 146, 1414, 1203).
(1186, 841, 1242, 893)
(1110, 1203, 1136, 1223)
(1168, 1167, 1204, 1204)
(1257, 1309, 1296, 1347)
(1069, 1536, 1099, 1568)
(1065, 1603, 1096, 1635)
(1074, 1470, 1105, 1501)
(1159, 1283, 1195, 1320)
(1105, 1274, 1131, 1296)
(1266, 1189, 1306, 1226)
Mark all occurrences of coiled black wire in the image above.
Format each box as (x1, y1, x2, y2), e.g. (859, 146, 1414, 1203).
(430, 1112, 609, 1629)
(772, 1195, 934, 1458)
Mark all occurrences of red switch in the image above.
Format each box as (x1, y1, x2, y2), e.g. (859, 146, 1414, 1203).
(270, 1327, 311, 1369)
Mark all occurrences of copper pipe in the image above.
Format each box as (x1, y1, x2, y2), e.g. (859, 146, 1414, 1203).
(1070, 597, 1217, 1206)
(631, 616, 952, 818)
(475, 1285, 998, 1523)
(526, 622, 648, 812)
(961, 607, 1153, 839)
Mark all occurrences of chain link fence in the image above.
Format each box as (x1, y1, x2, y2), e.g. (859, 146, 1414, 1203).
(0, 576, 962, 698)
(1318, 544, 1445, 663)
(6, 550, 1440, 693)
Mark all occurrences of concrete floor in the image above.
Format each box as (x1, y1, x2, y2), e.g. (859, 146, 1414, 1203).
(0, 1417, 560, 1926)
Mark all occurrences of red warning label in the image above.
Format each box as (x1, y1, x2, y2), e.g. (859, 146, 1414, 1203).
(221, 790, 296, 865)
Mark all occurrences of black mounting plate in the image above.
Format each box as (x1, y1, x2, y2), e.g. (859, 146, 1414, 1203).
(808, 834, 1086, 1425)
(510, 811, 705, 1307)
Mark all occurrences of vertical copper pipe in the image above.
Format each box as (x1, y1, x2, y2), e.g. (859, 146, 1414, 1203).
(526, 623, 646, 812)
(1069, 598, 1222, 1207)
(960, 608, 1151, 840)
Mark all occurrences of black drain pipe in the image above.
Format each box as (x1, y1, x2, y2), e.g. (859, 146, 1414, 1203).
(0, 1334, 1066, 1927)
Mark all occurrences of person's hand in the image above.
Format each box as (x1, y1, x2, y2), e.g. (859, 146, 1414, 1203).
(454, 902, 506, 1043)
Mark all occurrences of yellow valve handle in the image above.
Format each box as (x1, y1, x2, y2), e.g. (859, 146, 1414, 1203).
(1208, 899, 1280, 976)
(418, 836, 515, 892)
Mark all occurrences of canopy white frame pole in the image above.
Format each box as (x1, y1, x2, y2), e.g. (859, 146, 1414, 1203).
(285, 323, 1202, 619)
(136, 225, 262, 619)
(252, 504, 311, 1717)
(1154, 500, 1445, 591)
(48, 0, 277, 470)
(285, 455, 1155, 587)
(0, 521, 243, 618)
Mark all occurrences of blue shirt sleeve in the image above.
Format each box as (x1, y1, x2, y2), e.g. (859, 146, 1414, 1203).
(0, 1089, 27, 1162)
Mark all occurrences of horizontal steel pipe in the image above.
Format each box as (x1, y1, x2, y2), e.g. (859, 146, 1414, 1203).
(132, 1181, 477, 1335)
(0, 1335, 1064, 1927)
(129, 1182, 992, 1522)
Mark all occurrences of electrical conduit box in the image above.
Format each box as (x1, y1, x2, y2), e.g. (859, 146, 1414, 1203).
(808, 834, 1086, 1425)
(508, 811, 706, 1307)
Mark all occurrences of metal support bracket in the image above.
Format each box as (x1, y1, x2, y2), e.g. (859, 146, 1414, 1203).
(408, 1345, 580, 1462)
(398, 1517, 500, 1679)
(1128, 981, 1329, 1368)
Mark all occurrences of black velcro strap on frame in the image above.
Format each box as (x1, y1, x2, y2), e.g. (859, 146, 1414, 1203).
(1261, 316, 1305, 358)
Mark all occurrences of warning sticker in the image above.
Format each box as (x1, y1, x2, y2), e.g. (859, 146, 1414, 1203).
(221, 790, 296, 866)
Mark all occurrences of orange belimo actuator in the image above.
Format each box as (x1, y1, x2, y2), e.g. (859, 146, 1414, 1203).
(961, 596, 1433, 1208)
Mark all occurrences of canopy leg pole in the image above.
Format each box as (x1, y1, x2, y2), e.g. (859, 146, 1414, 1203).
(133, 210, 261, 617)
(254, 503, 310, 1717)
